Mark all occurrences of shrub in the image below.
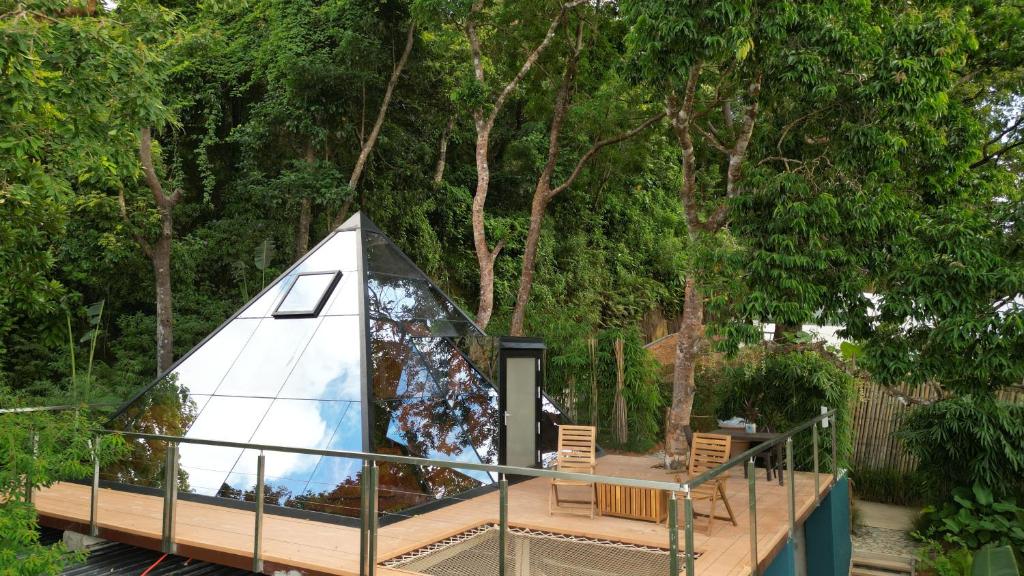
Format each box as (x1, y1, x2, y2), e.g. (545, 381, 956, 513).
(914, 483, 1024, 556)
(851, 467, 929, 506)
(548, 327, 666, 452)
(916, 541, 973, 576)
(900, 395, 1024, 501)
(711, 345, 858, 469)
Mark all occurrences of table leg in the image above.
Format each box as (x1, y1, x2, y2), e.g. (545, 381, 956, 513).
(777, 446, 784, 486)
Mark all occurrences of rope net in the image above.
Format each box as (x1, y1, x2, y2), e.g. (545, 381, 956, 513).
(383, 524, 692, 575)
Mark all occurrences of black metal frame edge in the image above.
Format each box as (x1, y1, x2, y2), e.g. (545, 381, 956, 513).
(271, 271, 343, 319)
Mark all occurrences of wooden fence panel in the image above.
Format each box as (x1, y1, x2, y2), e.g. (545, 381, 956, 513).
(852, 383, 1024, 473)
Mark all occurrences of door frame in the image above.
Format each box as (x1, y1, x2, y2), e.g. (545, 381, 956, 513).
(498, 337, 545, 468)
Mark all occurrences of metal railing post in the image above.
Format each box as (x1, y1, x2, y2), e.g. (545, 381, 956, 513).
(359, 460, 370, 576)
(367, 461, 378, 576)
(785, 437, 795, 538)
(253, 452, 266, 573)
(499, 474, 508, 576)
(684, 487, 695, 575)
(161, 442, 179, 554)
(747, 458, 758, 576)
(668, 491, 679, 576)
(26, 429, 37, 503)
(812, 423, 820, 502)
(89, 436, 100, 537)
(830, 412, 838, 479)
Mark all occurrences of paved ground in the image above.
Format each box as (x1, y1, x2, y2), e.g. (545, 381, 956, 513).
(852, 500, 921, 559)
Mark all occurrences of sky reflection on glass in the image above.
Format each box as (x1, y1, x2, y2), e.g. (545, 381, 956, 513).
(107, 215, 567, 516)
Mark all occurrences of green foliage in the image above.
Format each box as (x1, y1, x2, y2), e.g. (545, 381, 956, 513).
(917, 541, 975, 576)
(900, 396, 1024, 500)
(972, 546, 1021, 576)
(711, 346, 857, 469)
(0, 399, 127, 575)
(914, 484, 1024, 557)
(851, 467, 929, 507)
(548, 328, 666, 451)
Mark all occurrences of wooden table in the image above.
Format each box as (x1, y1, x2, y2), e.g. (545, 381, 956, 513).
(595, 482, 668, 523)
(711, 428, 785, 485)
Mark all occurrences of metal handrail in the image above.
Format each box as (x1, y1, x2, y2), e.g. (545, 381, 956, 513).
(111, 431, 689, 492)
(7, 403, 840, 576)
(0, 403, 119, 414)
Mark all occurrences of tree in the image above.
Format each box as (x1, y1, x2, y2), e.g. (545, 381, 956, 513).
(0, 0, 169, 380)
(0, 393, 126, 574)
(113, 3, 186, 375)
(623, 0, 982, 467)
(444, 0, 585, 330)
(507, 11, 666, 336)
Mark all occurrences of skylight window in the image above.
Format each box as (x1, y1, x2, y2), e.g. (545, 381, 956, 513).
(273, 271, 341, 318)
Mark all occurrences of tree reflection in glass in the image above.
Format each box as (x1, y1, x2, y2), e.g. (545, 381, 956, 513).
(104, 374, 200, 491)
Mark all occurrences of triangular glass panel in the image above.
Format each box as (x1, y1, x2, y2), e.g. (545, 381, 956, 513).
(106, 213, 519, 519)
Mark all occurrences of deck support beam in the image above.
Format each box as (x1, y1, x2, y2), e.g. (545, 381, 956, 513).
(683, 487, 695, 576)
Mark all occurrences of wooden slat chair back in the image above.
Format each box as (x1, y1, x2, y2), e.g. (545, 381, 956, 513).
(688, 433, 731, 477)
(549, 425, 598, 518)
(687, 433, 738, 534)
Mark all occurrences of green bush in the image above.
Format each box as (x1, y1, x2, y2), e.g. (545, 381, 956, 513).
(0, 396, 127, 574)
(914, 483, 1024, 556)
(900, 395, 1024, 501)
(711, 345, 858, 469)
(548, 327, 666, 452)
(916, 541, 974, 576)
(851, 467, 929, 506)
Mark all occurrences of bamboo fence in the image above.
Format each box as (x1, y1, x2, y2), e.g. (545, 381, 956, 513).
(852, 382, 1024, 473)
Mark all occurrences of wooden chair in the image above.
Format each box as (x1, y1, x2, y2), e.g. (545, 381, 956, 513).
(688, 433, 738, 534)
(549, 425, 598, 518)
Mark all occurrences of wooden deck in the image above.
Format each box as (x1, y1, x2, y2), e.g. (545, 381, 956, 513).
(35, 454, 835, 576)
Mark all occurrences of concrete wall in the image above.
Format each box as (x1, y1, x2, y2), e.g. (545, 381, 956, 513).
(764, 538, 796, 576)
(762, 475, 851, 576)
(804, 476, 852, 576)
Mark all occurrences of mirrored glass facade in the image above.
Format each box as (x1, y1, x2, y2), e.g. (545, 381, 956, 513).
(106, 213, 563, 519)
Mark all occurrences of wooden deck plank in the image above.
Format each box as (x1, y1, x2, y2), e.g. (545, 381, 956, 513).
(34, 455, 838, 576)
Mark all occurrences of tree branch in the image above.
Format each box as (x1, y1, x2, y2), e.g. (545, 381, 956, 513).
(117, 186, 152, 258)
(971, 138, 1024, 169)
(692, 122, 730, 154)
(139, 128, 181, 208)
(548, 111, 666, 199)
(348, 22, 415, 191)
(483, 0, 584, 132)
(705, 72, 762, 231)
(669, 63, 704, 234)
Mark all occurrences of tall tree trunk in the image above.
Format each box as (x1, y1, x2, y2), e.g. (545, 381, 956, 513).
(333, 22, 416, 227)
(666, 277, 703, 468)
(137, 127, 182, 376)
(295, 198, 312, 259)
(507, 21, 666, 335)
(773, 322, 801, 342)
(471, 122, 502, 329)
(663, 70, 761, 468)
(465, 0, 577, 330)
(151, 223, 174, 374)
(295, 144, 315, 259)
(509, 191, 550, 335)
(433, 115, 455, 186)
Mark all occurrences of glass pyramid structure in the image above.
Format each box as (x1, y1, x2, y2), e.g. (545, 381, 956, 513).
(105, 213, 534, 519)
